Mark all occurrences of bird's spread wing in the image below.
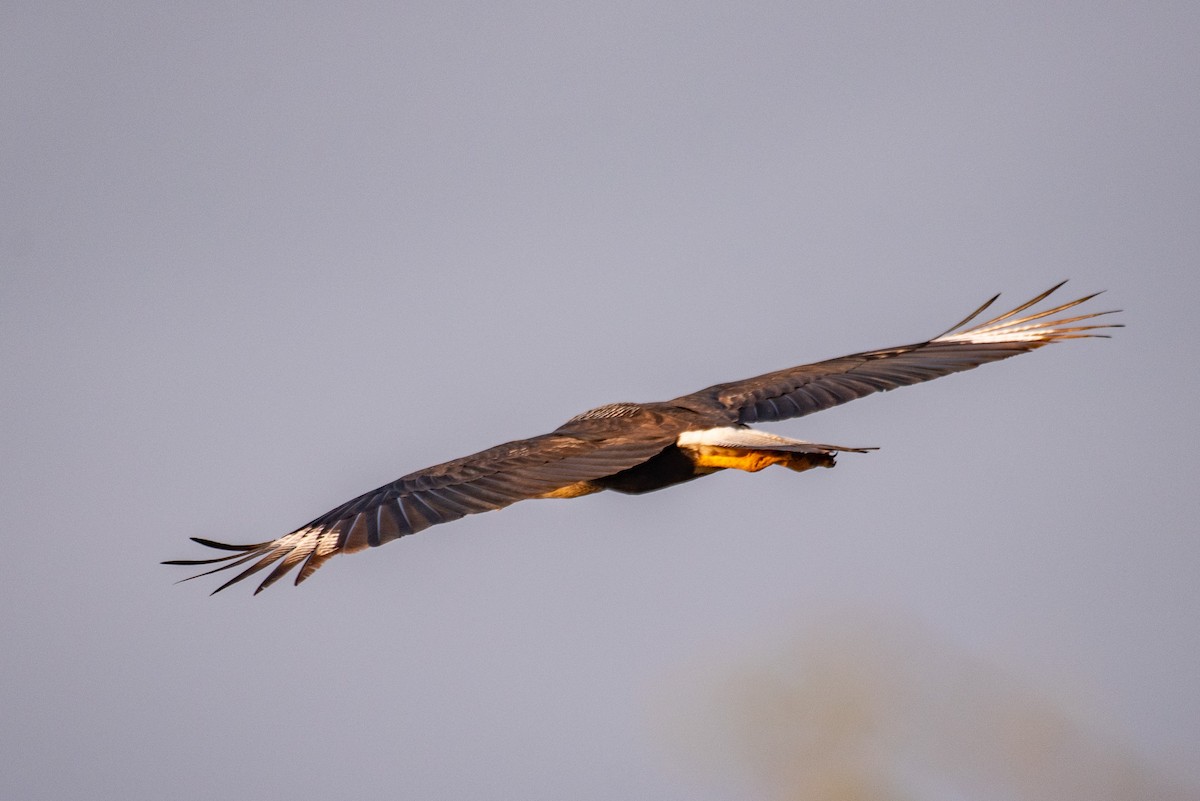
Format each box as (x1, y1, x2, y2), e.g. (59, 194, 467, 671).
(670, 282, 1120, 425)
(165, 431, 674, 594)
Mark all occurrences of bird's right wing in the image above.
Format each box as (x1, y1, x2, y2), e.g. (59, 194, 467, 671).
(165, 430, 674, 594)
(670, 282, 1120, 425)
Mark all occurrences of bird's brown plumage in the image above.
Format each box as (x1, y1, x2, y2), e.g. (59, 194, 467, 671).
(166, 283, 1119, 594)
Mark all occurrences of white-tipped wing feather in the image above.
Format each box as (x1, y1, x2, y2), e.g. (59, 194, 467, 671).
(166, 431, 677, 594)
(672, 281, 1120, 424)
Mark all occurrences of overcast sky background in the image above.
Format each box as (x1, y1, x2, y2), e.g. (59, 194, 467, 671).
(3, 3, 1198, 799)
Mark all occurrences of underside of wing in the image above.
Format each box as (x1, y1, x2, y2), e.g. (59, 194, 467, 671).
(670, 282, 1120, 425)
(165, 430, 674, 594)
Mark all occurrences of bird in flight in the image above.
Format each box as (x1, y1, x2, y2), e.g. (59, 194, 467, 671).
(167, 282, 1119, 594)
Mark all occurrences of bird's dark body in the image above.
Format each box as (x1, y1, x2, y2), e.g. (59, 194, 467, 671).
(592, 444, 704, 494)
(552, 401, 719, 495)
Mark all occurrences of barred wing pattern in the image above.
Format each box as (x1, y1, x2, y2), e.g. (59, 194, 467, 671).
(672, 282, 1119, 425)
(166, 431, 674, 594)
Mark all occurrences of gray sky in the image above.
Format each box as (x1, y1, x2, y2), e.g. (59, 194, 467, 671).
(3, 2, 1198, 799)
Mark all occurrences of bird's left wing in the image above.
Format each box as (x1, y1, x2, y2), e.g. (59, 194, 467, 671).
(165, 429, 674, 594)
(669, 282, 1119, 425)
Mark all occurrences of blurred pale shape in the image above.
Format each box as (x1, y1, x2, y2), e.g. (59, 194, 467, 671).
(661, 616, 1192, 801)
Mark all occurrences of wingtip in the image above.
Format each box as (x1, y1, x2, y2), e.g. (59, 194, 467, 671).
(189, 536, 273, 552)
